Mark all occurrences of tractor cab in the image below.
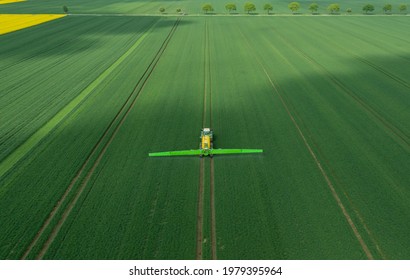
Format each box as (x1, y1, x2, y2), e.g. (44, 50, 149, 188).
(200, 128, 213, 155)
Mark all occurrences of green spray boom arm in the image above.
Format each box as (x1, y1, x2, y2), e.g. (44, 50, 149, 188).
(149, 149, 263, 157)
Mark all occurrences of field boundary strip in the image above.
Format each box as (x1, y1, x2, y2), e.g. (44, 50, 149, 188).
(238, 28, 375, 260)
(21, 17, 182, 260)
(68, 13, 410, 17)
(0, 20, 159, 183)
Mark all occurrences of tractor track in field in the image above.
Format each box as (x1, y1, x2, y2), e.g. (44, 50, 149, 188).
(196, 19, 216, 260)
(196, 19, 208, 260)
(196, 158, 205, 260)
(290, 20, 410, 91)
(238, 28, 375, 260)
(210, 158, 216, 260)
(21, 18, 181, 260)
(206, 19, 216, 260)
(272, 29, 410, 148)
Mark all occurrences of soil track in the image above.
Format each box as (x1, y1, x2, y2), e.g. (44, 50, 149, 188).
(21, 18, 182, 260)
(205, 19, 216, 260)
(196, 158, 204, 259)
(196, 19, 216, 260)
(210, 158, 216, 260)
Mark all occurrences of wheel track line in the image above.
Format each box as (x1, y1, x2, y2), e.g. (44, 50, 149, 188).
(36, 18, 182, 260)
(0, 19, 162, 180)
(196, 19, 208, 260)
(268, 27, 388, 259)
(206, 20, 216, 260)
(273, 29, 409, 147)
(291, 109, 388, 259)
(196, 19, 216, 260)
(290, 20, 410, 91)
(354, 55, 410, 90)
(262, 65, 374, 260)
(196, 158, 204, 260)
(210, 158, 216, 260)
(238, 29, 374, 259)
(21, 18, 181, 259)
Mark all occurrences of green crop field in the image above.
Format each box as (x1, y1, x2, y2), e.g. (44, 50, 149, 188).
(0, 0, 409, 260)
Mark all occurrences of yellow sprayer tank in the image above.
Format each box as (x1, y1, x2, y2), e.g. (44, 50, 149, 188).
(200, 128, 213, 150)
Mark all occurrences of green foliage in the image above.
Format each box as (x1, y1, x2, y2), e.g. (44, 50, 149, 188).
(63, 5, 68, 13)
(225, 3, 237, 13)
(244, 2, 256, 13)
(309, 3, 319, 13)
(288, 2, 300, 13)
(202, 3, 214, 13)
(383, 4, 392, 13)
(263, 3, 273, 14)
(327, 3, 340, 14)
(362, 4, 375, 13)
(346, 7, 352, 13)
(159, 7, 165, 13)
(399, 3, 407, 13)
(176, 8, 182, 13)
(2, 10, 410, 260)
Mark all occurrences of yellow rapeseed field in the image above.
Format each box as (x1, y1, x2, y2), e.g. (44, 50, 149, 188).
(0, 14, 66, 35)
(0, 0, 26, 4)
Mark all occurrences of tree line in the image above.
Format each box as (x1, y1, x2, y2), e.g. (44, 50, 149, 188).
(158, 3, 408, 15)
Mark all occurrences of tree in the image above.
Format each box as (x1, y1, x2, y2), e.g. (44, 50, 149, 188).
(309, 3, 319, 14)
(63, 5, 68, 13)
(264, 3, 273, 14)
(202, 3, 214, 13)
(327, 3, 340, 14)
(288, 2, 300, 13)
(383, 4, 392, 14)
(346, 8, 352, 14)
(399, 4, 407, 13)
(159, 7, 165, 14)
(244, 2, 256, 14)
(362, 4, 375, 14)
(176, 8, 182, 13)
(225, 3, 237, 13)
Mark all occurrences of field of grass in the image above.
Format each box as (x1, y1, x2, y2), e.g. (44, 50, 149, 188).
(0, 0, 409, 260)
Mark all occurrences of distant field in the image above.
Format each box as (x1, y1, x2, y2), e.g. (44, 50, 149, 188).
(0, 0, 409, 260)
(0, 0, 409, 15)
